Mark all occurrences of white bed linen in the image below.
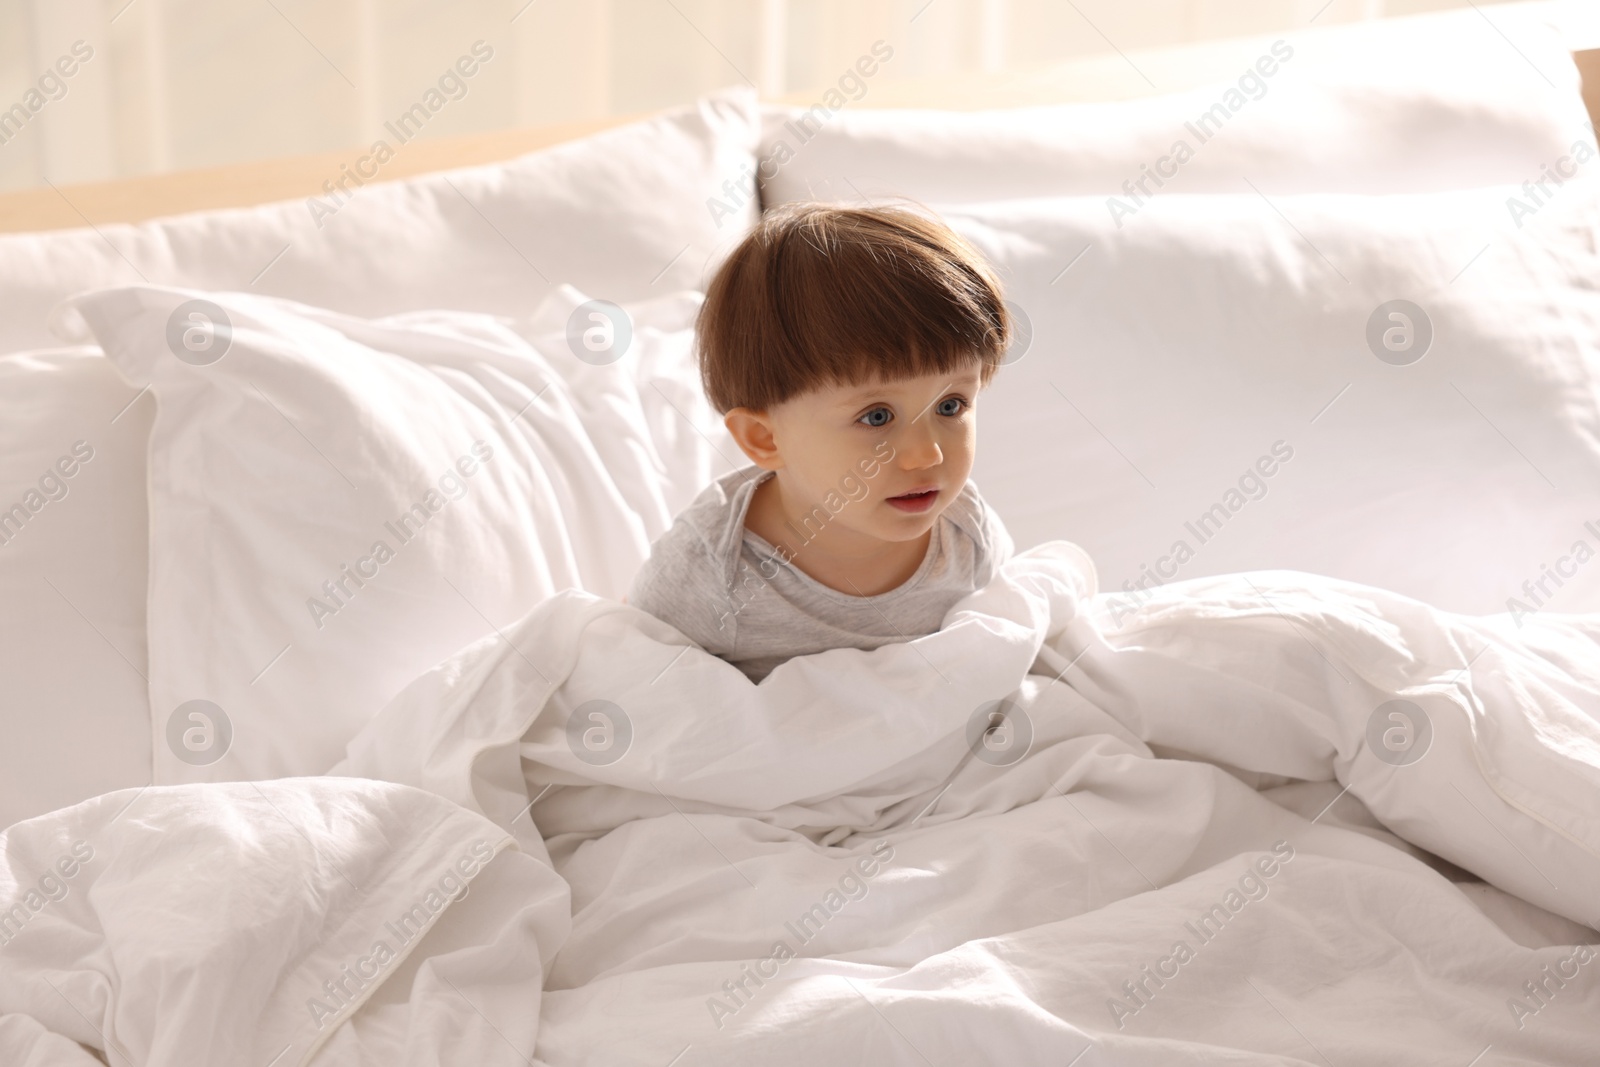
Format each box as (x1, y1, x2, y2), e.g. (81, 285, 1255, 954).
(0, 87, 758, 356)
(63, 284, 732, 785)
(339, 543, 1597, 1064)
(0, 81, 759, 825)
(0, 777, 561, 1065)
(943, 180, 1600, 616)
(4, 541, 1597, 1063)
(761, 4, 1595, 206)
(0, 349, 151, 829)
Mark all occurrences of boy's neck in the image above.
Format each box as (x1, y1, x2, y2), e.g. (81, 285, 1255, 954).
(745, 472, 932, 597)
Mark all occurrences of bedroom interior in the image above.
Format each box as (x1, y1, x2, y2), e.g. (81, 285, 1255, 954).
(3, 1, 1600, 1063)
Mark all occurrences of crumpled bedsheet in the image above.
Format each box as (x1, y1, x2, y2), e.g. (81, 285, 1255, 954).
(5, 541, 1599, 1065)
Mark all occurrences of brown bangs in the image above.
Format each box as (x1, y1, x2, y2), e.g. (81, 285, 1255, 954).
(697, 202, 1010, 413)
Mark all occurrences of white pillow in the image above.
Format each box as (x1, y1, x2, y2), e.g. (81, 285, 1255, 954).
(0, 87, 758, 355)
(761, 7, 1594, 206)
(66, 285, 734, 784)
(0, 348, 152, 827)
(942, 179, 1600, 618)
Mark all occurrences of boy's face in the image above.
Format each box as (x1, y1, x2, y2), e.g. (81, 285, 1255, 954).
(728, 362, 984, 549)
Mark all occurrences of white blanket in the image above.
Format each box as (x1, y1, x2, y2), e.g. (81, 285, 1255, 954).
(5, 543, 1600, 1064)
(0, 777, 562, 1065)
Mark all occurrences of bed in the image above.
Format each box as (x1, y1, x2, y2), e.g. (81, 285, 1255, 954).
(3, 3, 1600, 1064)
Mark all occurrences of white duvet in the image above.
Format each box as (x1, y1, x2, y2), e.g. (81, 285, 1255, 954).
(5, 540, 1598, 1065)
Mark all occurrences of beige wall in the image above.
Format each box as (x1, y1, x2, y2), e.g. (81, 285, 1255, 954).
(0, 0, 1521, 193)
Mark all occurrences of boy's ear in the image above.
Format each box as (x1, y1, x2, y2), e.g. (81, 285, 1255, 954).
(724, 407, 783, 470)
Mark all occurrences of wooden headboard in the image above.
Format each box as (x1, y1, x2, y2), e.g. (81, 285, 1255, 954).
(3, 37, 1598, 236)
(1578, 48, 1600, 131)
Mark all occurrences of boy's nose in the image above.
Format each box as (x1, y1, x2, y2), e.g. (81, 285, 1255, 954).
(896, 425, 943, 468)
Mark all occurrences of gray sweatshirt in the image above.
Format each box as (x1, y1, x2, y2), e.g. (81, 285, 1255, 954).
(627, 464, 1014, 682)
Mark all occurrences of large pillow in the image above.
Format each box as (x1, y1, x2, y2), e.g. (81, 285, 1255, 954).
(0, 87, 758, 355)
(65, 285, 735, 784)
(940, 179, 1600, 619)
(761, 7, 1594, 206)
(0, 348, 152, 827)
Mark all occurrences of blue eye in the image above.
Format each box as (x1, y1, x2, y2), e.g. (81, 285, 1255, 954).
(859, 407, 892, 428)
(937, 396, 967, 417)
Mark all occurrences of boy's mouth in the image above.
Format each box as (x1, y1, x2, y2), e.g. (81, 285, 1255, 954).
(886, 487, 940, 513)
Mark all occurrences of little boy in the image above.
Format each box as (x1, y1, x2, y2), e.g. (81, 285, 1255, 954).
(627, 203, 1015, 683)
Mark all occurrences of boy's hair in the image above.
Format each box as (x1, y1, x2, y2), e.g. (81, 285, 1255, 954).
(696, 202, 1011, 414)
